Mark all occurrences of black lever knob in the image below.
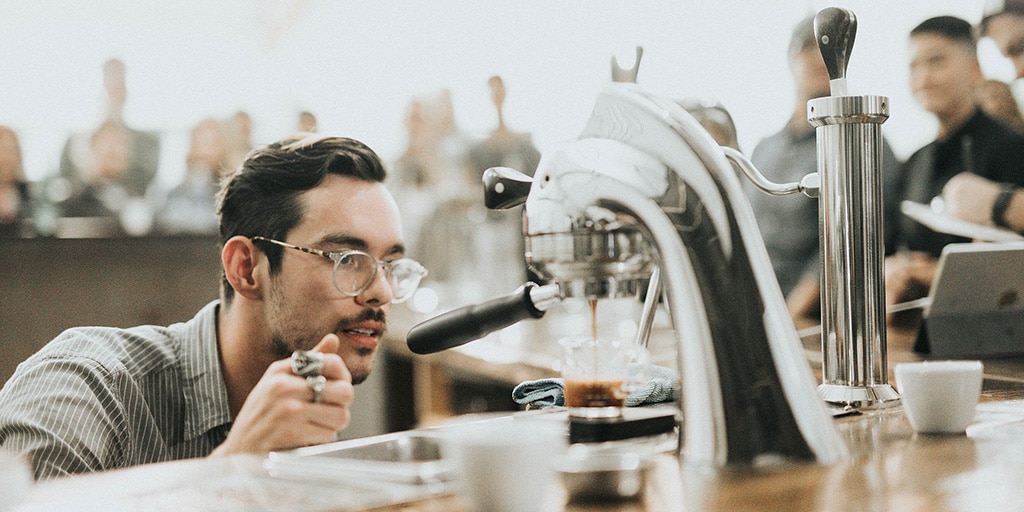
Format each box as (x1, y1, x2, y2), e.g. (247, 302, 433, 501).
(483, 167, 533, 210)
(814, 7, 857, 84)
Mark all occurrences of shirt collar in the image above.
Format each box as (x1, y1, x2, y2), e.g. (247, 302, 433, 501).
(177, 300, 233, 441)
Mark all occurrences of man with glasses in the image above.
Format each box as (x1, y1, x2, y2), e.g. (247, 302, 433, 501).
(0, 135, 427, 479)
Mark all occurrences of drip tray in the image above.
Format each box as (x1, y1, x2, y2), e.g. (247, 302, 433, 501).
(569, 406, 678, 444)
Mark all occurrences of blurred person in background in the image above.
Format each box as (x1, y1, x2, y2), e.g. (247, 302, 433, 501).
(298, 111, 318, 133)
(886, 16, 1024, 320)
(0, 126, 31, 236)
(59, 58, 160, 219)
(391, 90, 472, 193)
(0, 134, 426, 479)
(977, 79, 1024, 132)
(461, 75, 541, 288)
(389, 90, 472, 263)
(465, 76, 541, 179)
(983, 0, 1024, 80)
(747, 15, 899, 322)
(155, 117, 231, 234)
(224, 110, 254, 172)
(678, 98, 740, 150)
(927, 2, 1024, 234)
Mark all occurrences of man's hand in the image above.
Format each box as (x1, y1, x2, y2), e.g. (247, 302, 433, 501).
(884, 252, 937, 327)
(211, 334, 354, 456)
(939, 173, 1001, 225)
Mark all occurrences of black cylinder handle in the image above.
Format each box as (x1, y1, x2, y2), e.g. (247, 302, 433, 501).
(406, 283, 549, 355)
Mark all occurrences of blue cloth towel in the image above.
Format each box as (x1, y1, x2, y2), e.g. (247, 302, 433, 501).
(512, 364, 678, 408)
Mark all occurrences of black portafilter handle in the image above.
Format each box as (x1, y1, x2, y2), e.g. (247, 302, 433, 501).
(406, 283, 551, 355)
(483, 167, 533, 210)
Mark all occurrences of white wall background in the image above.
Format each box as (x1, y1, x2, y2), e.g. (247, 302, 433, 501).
(0, 0, 1017, 188)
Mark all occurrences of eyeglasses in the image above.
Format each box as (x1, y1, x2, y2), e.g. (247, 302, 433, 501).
(251, 236, 427, 303)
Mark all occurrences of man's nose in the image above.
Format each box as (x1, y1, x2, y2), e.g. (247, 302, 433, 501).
(355, 269, 394, 307)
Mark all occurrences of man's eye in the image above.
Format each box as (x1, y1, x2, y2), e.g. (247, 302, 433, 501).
(1008, 39, 1024, 57)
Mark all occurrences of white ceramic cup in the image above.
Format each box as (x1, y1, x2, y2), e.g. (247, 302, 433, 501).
(442, 415, 565, 512)
(895, 360, 983, 434)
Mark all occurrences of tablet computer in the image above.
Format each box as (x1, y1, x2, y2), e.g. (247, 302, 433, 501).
(920, 242, 1024, 358)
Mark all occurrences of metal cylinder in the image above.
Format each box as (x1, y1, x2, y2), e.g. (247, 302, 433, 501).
(808, 95, 899, 408)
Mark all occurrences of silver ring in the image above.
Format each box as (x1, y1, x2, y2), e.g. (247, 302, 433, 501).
(291, 350, 324, 378)
(306, 375, 327, 403)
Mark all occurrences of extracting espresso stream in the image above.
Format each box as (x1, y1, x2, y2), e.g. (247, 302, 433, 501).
(562, 300, 628, 412)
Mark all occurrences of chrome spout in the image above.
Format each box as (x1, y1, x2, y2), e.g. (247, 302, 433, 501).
(526, 83, 846, 467)
(722, 147, 819, 198)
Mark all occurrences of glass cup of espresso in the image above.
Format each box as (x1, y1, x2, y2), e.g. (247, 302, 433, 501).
(560, 337, 648, 419)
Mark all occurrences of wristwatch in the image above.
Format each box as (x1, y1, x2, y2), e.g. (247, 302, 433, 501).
(991, 183, 1017, 228)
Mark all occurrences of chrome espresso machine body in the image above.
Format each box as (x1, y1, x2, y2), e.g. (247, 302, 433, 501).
(404, 7, 902, 469)
(408, 81, 846, 468)
(522, 85, 847, 467)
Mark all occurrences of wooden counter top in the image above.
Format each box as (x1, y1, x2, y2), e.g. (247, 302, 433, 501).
(13, 274, 1024, 510)
(17, 388, 1024, 511)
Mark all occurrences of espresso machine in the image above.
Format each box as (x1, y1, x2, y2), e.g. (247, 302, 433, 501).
(410, 86, 843, 467)
(406, 7, 897, 468)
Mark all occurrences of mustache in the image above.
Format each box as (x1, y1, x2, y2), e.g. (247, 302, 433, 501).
(336, 308, 388, 334)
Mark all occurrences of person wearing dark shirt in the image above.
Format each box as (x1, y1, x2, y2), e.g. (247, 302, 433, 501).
(921, 1, 1024, 234)
(887, 16, 1024, 314)
(897, 109, 1024, 254)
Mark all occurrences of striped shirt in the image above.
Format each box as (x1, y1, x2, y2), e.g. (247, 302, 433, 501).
(0, 301, 231, 479)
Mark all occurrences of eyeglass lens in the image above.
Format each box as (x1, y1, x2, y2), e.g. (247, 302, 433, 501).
(332, 253, 422, 301)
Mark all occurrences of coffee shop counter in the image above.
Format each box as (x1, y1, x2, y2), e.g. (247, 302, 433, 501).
(16, 376, 1024, 511)
(18, 304, 1024, 511)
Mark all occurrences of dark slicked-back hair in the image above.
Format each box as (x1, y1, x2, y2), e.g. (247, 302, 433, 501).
(217, 134, 387, 303)
(911, 16, 978, 52)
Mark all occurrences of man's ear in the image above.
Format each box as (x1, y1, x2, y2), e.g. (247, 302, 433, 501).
(222, 236, 263, 301)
